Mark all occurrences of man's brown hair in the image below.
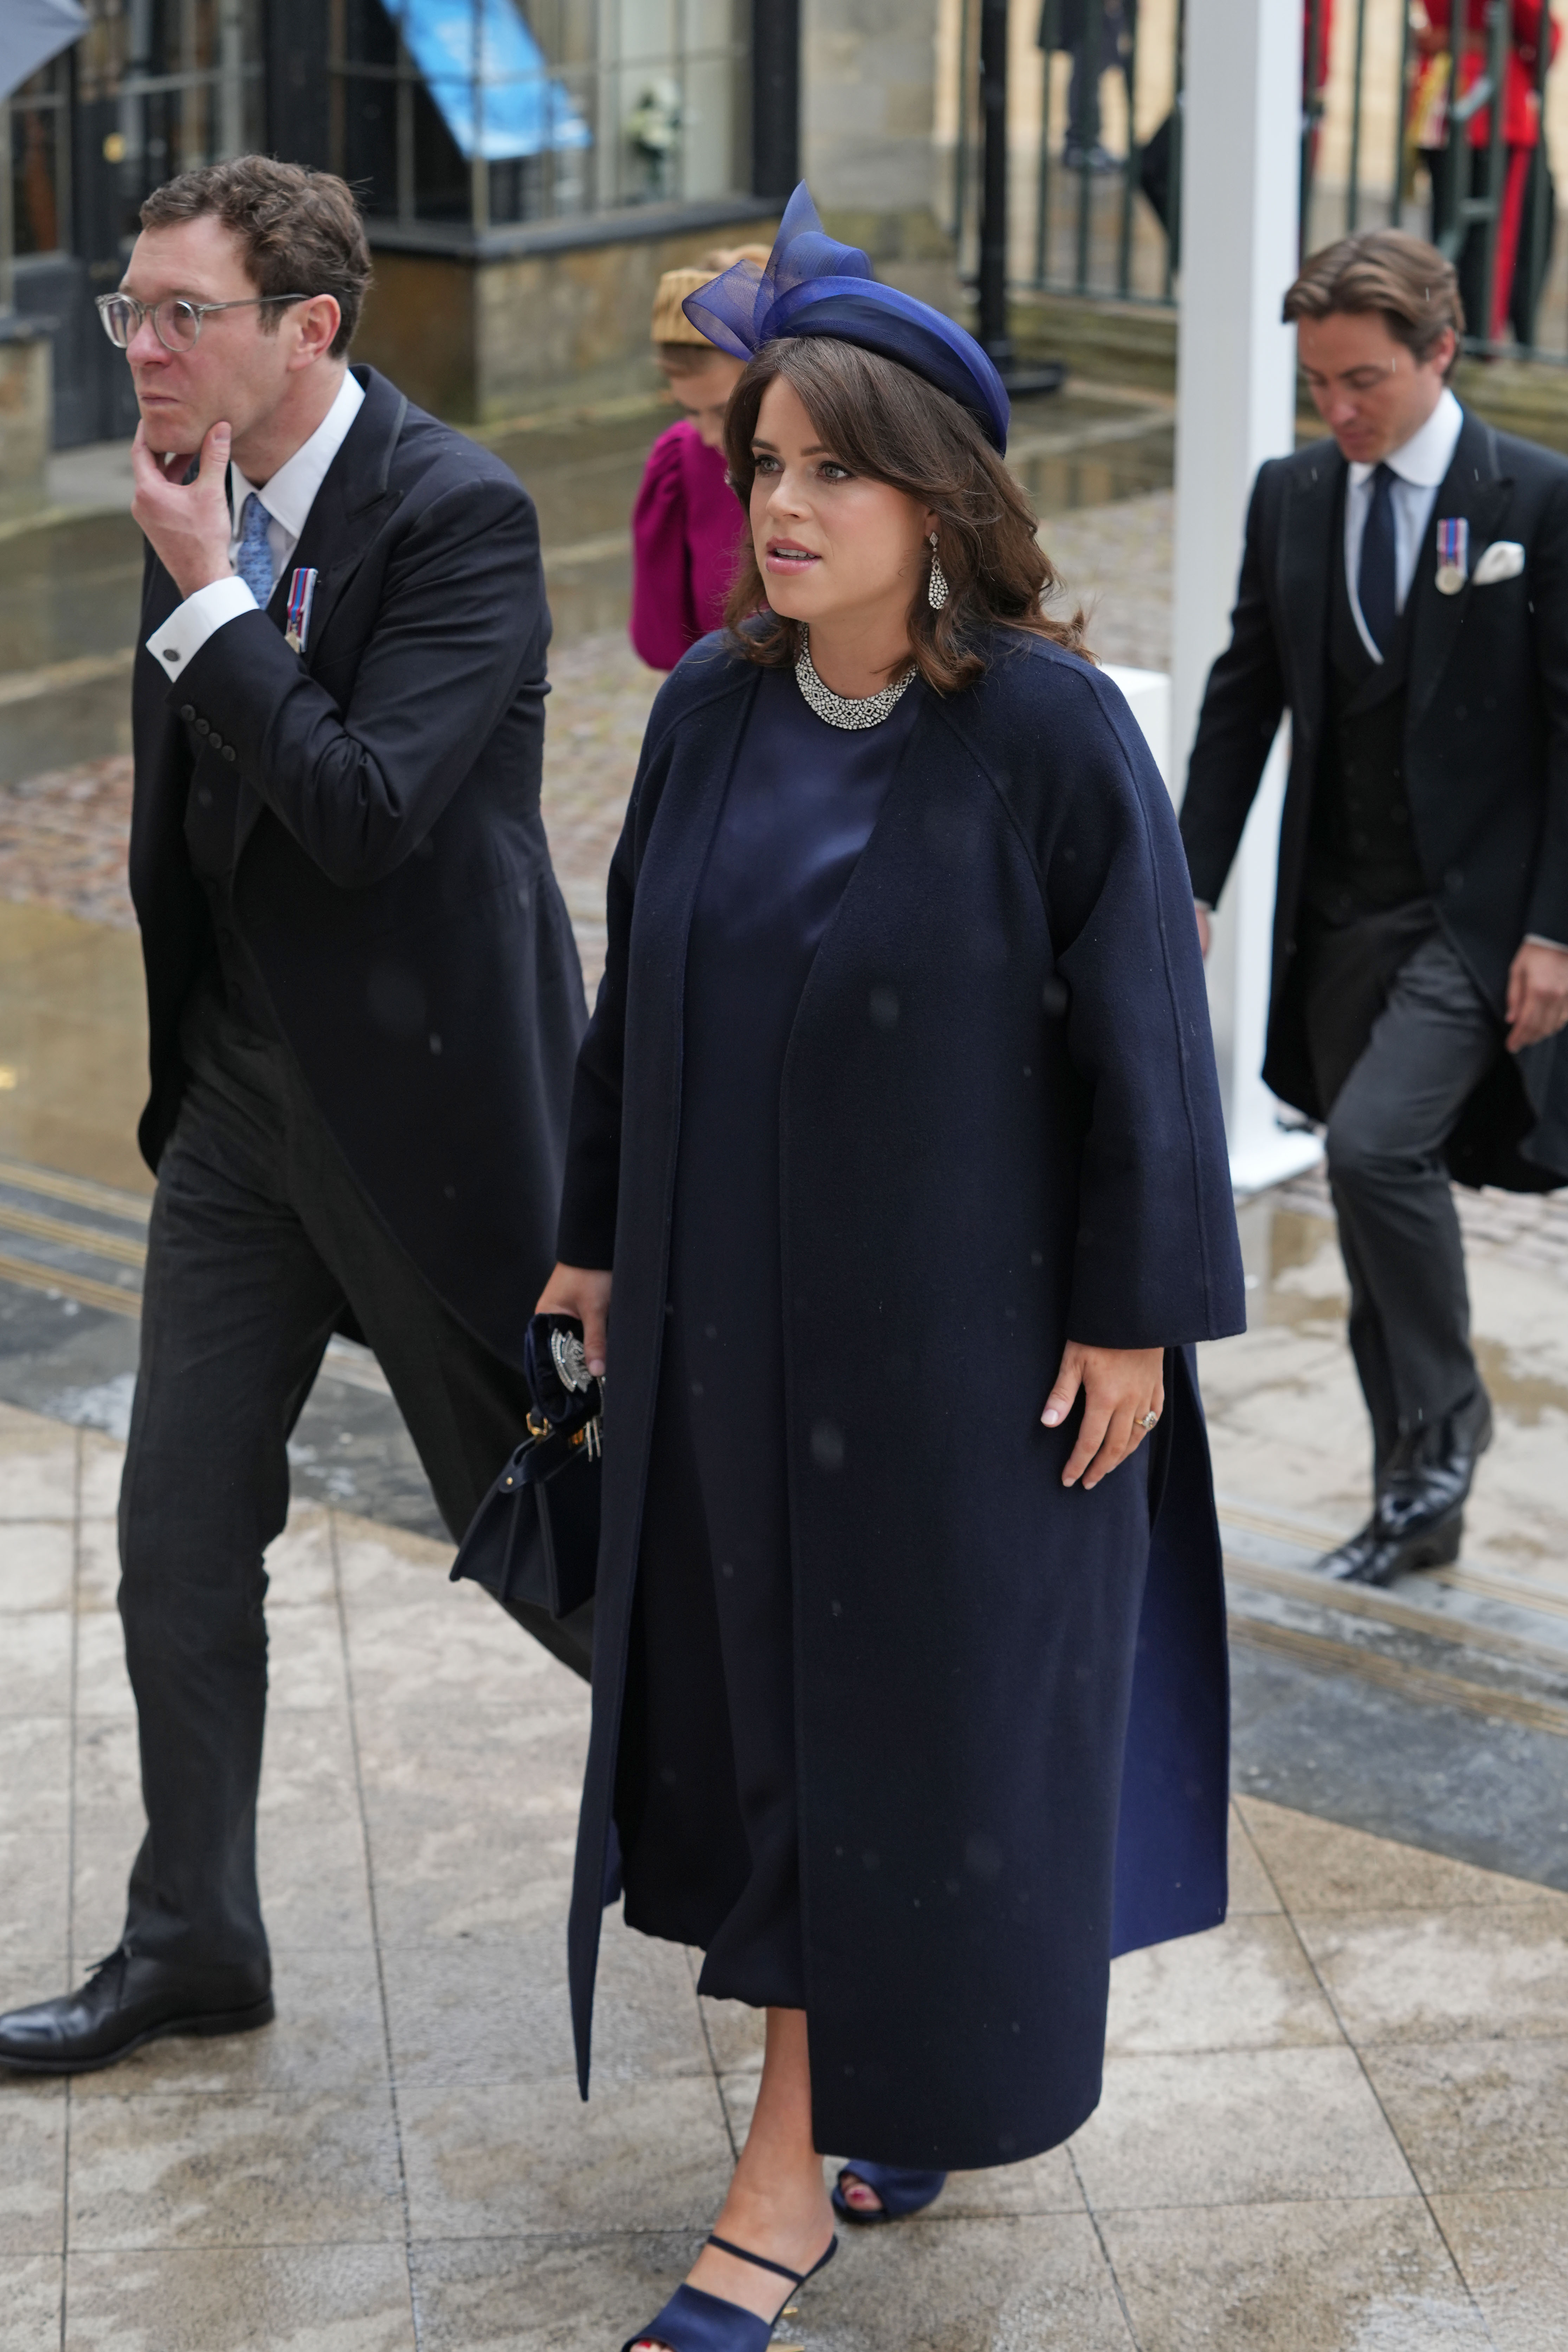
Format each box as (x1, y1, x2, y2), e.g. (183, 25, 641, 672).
(139, 157, 372, 358)
(721, 335, 1088, 695)
(1284, 230, 1465, 376)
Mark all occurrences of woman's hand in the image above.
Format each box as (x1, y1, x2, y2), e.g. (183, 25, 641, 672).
(1042, 1342, 1165, 1490)
(535, 1263, 613, 1378)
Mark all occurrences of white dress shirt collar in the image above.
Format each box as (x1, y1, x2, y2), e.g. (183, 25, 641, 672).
(1348, 384, 1464, 492)
(230, 366, 365, 542)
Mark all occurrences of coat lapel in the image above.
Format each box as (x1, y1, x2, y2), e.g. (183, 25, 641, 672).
(232, 368, 409, 863)
(1275, 445, 1341, 753)
(1408, 409, 1512, 730)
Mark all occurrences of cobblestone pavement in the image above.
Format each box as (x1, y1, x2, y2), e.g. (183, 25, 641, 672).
(0, 759, 136, 934)
(2, 1397, 1564, 2352)
(0, 637, 657, 991)
(1035, 488, 1174, 672)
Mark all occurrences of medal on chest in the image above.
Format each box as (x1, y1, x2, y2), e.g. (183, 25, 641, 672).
(285, 566, 318, 654)
(1435, 516, 1468, 597)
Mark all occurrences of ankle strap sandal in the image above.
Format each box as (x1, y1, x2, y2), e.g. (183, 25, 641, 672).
(621, 2230, 838, 2352)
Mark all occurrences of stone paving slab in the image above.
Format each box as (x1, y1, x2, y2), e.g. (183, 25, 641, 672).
(1, 1399, 1563, 2351)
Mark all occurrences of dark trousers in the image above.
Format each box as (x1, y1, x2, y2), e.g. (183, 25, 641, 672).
(118, 977, 592, 1975)
(1302, 917, 1500, 1478)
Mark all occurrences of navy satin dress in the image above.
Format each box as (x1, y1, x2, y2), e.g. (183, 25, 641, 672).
(618, 663, 924, 2007)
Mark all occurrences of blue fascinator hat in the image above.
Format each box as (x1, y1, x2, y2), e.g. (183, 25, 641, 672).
(683, 183, 1011, 455)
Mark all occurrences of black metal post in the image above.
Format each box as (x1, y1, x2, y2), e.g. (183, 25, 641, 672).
(1390, 0, 1413, 232)
(1346, 0, 1368, 231)
(1300, 0, 1324, 258)
(978, 0, 1062, 397)
(752, 0, 800, 200)
(954, 0, 973, 249)
(1478, 0, 1510, 352)
(266, 0, 333, 169)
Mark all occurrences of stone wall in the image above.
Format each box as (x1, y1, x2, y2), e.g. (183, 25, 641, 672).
(471, 215, 777, 421)
(803, 0, 942, 225)
(354, 211, 779, 426)
(801, 0, 960, 314)
(0, 322, 52, 524)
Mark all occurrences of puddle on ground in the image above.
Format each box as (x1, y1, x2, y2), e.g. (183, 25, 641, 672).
(1233, 1190, 1568, 1427)
(1472, 1334, 1568, 1426)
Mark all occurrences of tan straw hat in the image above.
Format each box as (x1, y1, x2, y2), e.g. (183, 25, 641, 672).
(651, 244, 774, 346)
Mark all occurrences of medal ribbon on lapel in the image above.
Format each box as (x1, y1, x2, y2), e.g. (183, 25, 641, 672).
(1435, 516, 1468, 597)
(285, 566, 318, 654)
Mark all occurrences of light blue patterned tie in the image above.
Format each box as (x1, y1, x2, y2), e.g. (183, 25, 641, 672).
(235, 491, 274, 605)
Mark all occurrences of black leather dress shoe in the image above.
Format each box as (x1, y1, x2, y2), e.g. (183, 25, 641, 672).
(1319, 1388, 1493, 1589)
(1317, 1505, 1464, 1586)
(0, 1948, 274, 2075)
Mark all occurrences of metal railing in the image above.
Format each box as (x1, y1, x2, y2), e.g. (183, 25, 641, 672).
(948, 0, 1183, 307)
(949, 0, 1567, 360)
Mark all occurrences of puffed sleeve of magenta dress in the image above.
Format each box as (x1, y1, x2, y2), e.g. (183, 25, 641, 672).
(628, 418, 746, 671)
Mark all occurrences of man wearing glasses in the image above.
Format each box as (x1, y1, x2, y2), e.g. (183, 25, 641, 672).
(0, 157, 591, 2074)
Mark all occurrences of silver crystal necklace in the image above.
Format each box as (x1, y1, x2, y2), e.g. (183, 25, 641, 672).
(794, 628, 917, 730)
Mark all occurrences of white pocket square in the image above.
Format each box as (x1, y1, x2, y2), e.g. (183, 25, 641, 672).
(1472, 540, 1525, 585)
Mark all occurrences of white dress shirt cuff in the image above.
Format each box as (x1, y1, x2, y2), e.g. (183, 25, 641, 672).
(144, 575, 258, 682)
(1524, 933, 1568, 954)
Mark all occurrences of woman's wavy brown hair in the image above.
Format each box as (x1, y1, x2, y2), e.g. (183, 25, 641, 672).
(721, 335, 1088, 691)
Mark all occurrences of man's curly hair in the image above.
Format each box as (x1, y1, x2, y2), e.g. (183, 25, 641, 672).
(140, 156, 372, 357)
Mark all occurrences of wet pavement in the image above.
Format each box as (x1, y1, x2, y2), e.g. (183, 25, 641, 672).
(1, 1393, 1565, 2352)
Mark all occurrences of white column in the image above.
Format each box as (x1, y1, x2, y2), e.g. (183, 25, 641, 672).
(1172, 0, 1322, 1194)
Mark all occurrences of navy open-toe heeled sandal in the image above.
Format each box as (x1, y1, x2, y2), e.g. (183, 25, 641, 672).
(831, 2161, 948, 2224)
(621, 2230, 838, 2352)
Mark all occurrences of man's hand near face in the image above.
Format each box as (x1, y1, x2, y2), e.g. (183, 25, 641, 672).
(130, 419, 237, 603)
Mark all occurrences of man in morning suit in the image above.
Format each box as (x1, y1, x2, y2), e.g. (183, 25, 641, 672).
(1181, 230, 1568, 1587)
(0, 159, 589, 2075)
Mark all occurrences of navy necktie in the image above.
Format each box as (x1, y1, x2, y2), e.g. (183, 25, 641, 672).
(1357, 462, 1397, 656)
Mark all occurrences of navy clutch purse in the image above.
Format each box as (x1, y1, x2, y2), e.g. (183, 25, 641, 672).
(448, 1314, 602, 1620)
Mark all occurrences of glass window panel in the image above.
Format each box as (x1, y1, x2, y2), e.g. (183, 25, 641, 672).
(69, 0, 266, 244)
(9, 66, 69, 258)
(334, 0, 750, 231)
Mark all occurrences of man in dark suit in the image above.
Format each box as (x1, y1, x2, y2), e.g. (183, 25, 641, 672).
(0, 158, 589, 2074)
(1181, 228, 1568, 1587)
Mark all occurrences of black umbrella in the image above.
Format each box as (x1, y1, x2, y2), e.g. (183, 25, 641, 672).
(1, 0, 88, 105)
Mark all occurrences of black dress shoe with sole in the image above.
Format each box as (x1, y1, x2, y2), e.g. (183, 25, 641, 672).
(0, 1948, 274, 2075)
(1317, 1505, 1464, 1587)
(1322, 1387, 1492, 1589)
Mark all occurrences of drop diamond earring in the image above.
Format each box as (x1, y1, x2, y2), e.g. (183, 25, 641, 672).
(927, 532, 949, 611)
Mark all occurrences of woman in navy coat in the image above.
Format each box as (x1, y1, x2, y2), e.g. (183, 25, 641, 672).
(538, 189, 1246, 2352)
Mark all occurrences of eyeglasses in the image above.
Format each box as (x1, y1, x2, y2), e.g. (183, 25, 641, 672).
(95, 291, 310, 353)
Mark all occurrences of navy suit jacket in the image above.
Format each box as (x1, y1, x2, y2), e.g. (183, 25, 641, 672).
(1180, 409, 1568, 1189)
(129, 365, 587, 1362)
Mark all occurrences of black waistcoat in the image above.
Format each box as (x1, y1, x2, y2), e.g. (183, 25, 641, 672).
(1303, 484, 1429, 921)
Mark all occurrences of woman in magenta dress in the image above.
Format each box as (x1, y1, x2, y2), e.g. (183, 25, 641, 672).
(629, 249, 768, 670)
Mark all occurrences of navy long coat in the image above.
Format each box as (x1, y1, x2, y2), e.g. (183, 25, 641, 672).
(557, 629, 1247, 2167)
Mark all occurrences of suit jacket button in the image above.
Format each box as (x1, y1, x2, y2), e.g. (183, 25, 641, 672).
(195, 717, 211, 735)
(222, 745, 237, 762)
(208, 734, 224, 752)
(179, 704, 196, 722)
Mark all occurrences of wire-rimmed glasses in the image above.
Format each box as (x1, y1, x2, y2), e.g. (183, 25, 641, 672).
(95, 291, 310, 353)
